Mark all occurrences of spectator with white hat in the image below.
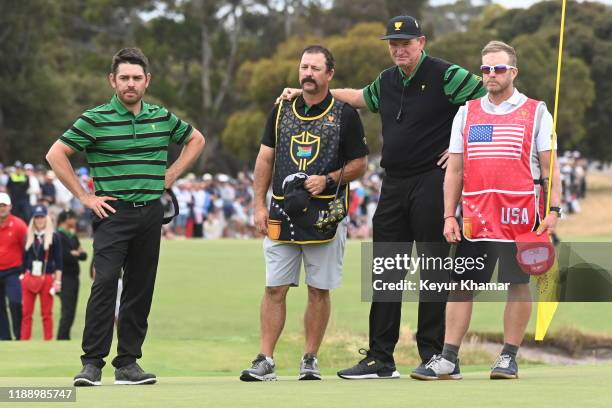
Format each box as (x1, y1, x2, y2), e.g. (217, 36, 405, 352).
(0, 193, 27, 340)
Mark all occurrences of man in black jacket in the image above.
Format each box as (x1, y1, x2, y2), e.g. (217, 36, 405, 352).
(57, 210, 87, 340)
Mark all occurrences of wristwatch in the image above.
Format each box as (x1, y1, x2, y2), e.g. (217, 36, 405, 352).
(549, 206, 562, 216)
(325, 174, 335, 188)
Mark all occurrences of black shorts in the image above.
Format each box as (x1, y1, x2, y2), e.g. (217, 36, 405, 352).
(451, 238, 530, 285)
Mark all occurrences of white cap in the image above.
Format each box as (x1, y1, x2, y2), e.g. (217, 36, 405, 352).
(217, 174, 230, 183)
(0, 192, 11, 205)
(202, 173, 213, 181)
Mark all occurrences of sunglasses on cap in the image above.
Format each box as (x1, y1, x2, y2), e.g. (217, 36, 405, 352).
(480, 64, 516, 74)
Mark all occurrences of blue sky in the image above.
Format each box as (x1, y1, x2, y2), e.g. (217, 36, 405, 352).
(431, 0, 612, 7)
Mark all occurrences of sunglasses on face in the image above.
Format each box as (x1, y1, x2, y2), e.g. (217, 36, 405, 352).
(480, 64, 516, 74)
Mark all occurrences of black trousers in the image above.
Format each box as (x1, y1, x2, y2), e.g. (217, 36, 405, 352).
(81, 200, 162, 369)
(369, 168, 449, 365)
(0, 285, 7, 340)
(57, 274, 79, 340)
(0, 268, 22, 340)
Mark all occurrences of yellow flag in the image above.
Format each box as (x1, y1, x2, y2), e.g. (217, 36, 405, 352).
(535, 258, 560, 340)
(535, 0, 567, 341)
(535, 302, 559, 340)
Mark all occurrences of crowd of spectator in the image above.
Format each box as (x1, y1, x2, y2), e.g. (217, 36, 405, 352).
(559, 151, 588, 214)
(0, 152, 593, 240)
(0, 161, 88, 232)
(163, 166, 384, 240)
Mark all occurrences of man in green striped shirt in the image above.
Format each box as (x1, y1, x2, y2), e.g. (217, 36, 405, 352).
(46, 48, 205, 386)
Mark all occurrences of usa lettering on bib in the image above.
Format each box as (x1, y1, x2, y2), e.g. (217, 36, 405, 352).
(462, 97, 541, 242)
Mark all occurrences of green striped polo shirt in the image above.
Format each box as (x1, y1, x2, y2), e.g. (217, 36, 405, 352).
(363, 50, 486, 112)
(60, 94, 193, 202)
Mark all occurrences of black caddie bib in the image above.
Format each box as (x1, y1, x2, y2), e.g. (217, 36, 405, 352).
(269, 98, 347, 243)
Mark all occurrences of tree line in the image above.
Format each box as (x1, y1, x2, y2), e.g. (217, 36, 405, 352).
(1, 0, 610, 172)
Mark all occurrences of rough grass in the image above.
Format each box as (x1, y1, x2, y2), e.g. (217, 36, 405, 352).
(557, 171, 612, 237)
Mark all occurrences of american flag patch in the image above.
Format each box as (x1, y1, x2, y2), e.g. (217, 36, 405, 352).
(467, 124, 525, 160)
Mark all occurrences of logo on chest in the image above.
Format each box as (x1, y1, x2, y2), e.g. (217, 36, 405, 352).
(323, 114, 338, 127)
(290, 132, 321, 171)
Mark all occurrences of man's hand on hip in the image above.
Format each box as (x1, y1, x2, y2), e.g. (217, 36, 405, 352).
(437, 149, 450, 169)
(165, 170, 178, 189)
(81, 194, 117, 219)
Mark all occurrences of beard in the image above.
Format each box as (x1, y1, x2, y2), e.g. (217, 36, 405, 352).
(117, 89, 143, 106)
(485, 80, 511, 95)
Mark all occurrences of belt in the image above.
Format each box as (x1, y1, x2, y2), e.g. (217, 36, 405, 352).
(112, 199, 157, 209)
(103, 189, 178, 225)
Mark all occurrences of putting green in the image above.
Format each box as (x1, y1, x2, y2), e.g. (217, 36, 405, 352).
(1, 364, 611, 408)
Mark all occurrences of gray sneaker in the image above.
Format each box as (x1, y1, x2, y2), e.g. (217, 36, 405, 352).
(490, 354, 519, 379)
(299, 353, 321, 380)
(73, 364, 102, 386)
(240, 354, 277, 382)
(410, 355, 462, 381)
(114, 362, 157, 385)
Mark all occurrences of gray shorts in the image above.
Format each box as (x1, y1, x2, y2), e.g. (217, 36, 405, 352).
(263, 219, 348, 290)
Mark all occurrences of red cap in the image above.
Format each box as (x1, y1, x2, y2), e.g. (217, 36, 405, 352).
(515, 231, 555, 276)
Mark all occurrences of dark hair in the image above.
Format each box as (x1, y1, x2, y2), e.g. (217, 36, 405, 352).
(111, 47, 150, 74)
(302, 45, 335, 72)
(57, 209, 76, 225)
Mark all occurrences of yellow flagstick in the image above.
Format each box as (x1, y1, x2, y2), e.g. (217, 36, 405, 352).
(535, 0, 567, 341)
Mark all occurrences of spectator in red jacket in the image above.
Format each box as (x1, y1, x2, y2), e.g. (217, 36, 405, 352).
(0, 193, 27, 340)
